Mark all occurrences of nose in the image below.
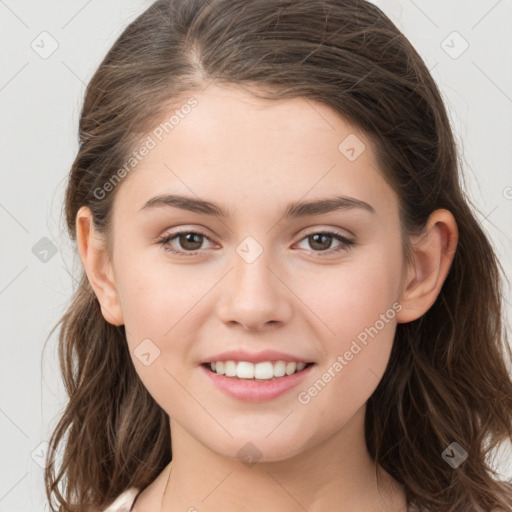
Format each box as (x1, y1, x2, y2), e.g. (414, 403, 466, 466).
(216, 248, 294, 331)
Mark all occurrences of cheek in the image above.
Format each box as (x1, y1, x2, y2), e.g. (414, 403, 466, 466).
(114, 255, 212, 395)
(115, 248, 196, 338)
(292, 243, 402, 409)
(116, 264, 198, 415)
(293, 241, 402, 345)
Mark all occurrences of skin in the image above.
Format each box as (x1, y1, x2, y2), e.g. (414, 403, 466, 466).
(77, 83, 458, 511)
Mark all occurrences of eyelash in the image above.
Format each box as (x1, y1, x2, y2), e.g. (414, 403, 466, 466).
(156, 229, 355, 257)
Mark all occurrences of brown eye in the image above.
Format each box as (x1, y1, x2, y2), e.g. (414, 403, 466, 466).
(177, 232, 204, 251)
(157, 230, 214, 255)
(296, 230, 354, 255)
(308, 233, 334, 251)
(157, 229, 354, 258)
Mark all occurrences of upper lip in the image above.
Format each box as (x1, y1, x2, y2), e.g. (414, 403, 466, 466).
(201, 349, 312, 365)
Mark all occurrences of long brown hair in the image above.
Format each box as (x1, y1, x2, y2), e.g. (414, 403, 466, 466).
(44, 0, 512, 510)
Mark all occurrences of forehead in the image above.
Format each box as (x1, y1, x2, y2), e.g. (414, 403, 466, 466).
(112, 83, 398, 223)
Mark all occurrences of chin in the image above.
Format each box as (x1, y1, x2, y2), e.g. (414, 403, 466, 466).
(205, 434, 310, 466)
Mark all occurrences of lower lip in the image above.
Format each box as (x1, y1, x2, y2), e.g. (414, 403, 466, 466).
(200, 363, 315, 402)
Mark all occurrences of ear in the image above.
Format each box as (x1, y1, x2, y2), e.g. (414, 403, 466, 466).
(76, 206, 124, 326)
(396, 209, 458, 324)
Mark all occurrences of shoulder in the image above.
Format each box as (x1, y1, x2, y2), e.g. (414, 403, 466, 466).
(101, 487, 140, 512)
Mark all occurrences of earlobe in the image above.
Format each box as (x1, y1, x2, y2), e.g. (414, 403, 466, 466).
(76, 206, 124, 326)
(396, 209, 458, 324)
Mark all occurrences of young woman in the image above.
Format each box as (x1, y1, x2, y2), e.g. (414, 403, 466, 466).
(44, 0, 512, 511)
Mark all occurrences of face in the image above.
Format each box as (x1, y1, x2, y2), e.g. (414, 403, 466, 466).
(106, 83, 408, 462)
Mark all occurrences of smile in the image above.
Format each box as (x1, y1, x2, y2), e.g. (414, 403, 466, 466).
(200, 359, 315, 402)
(205, 360, 312, 380)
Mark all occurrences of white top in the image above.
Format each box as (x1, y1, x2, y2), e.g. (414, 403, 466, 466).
(102, 487, 140, 512)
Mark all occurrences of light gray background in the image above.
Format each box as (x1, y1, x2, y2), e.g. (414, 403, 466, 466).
(1, 1, 511, 510)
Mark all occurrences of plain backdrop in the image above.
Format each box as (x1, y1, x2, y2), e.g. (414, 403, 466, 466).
(1, 1, 511, 510)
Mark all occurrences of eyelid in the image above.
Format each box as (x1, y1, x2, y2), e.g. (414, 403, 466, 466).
(157, 226, 355, 257)
(155, 224, 217, 244)
(157, 228, 217, 252)
(299, 225, 353, 239)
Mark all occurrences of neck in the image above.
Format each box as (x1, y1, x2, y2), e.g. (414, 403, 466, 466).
(161, 405, 406, 512)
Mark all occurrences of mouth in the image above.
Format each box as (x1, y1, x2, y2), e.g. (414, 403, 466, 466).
(201, 361, 315, 381)
(200, 360, 316, 402)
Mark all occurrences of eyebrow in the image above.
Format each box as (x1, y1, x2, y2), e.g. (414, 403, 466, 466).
(140, 194, 376, 218)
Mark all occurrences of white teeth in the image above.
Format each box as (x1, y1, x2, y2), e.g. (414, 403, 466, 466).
(254, 362, 274, 379)
(285, 362, 296, 375)
(209, 360, 309, 380)
(236, 361, 254, 379)
(273, 361, 286, 377)
(224, 360, 237, 377)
